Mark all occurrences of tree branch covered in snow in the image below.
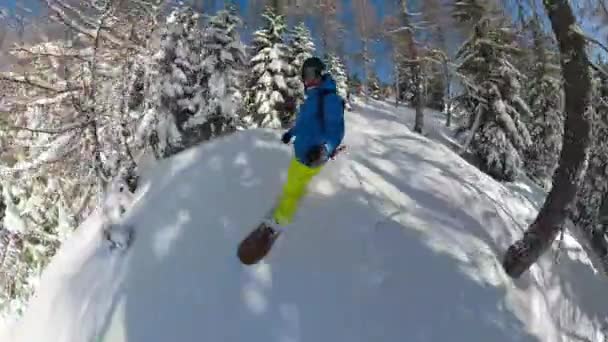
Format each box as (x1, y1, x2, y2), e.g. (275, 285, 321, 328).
(453, 14, 532, 182)
(8, 120, 90, 135)
(521, 14, 564, 191)
(566, 69, 608, 276)
(42, 0, 139, 51)
(0, 0, 164, 318)
(0, 72, 78, 93)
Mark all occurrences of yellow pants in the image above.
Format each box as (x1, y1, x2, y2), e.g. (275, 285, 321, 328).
(273, 158, 323, 226)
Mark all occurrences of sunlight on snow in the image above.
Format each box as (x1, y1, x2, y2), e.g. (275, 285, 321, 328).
(312, 178, 337, 196)
(168, 147, 200, 177)
(99, 297, 127, 342)
(241, 262, 273, 315)
(233, 151, 249, 166)
(6, 99, 607, 342)
(233, 152, 260, 187)
(277, 303, 301, 342)
(153, 210, 190, 259)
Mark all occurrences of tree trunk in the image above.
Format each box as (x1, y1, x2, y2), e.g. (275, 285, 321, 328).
(413, 64, 424, 133)
(394, 52, 400, 107)
(401, 0, 424, 133)
(444, 57, 452, 127)
(502, 0, 593, 279)
(460, 98, 484, 154)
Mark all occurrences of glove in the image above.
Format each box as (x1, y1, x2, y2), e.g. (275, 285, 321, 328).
(281, 131, 293, 144)
(305, 145, 329, 167)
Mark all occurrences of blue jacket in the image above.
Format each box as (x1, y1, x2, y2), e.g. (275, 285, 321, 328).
(287, 75, 345, 166)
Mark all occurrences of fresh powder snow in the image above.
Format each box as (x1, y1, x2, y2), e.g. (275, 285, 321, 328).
(3, 99, 607, 342)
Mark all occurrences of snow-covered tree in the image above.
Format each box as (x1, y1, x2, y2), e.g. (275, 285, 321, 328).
(0, 176, 67, 319)
(195, 6, 247, 139)
(523, 77, 563, 189)
(368, 71, 383, 99)
(348, 73, 363, 97)
(567, 69, 608, 276)
(288, 22, 315, 105)
(324, 53, 348, 99)
(455, 18, 532, 182)
(394, 57, 415, 104)
(0, 0, 161, 318)
(141, 6, 205, 158)
(522, 18, 563, 190)
(243, 7, 295, 129)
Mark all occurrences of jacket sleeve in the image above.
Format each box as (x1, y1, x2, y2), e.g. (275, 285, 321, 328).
(322, 93, 345, 155)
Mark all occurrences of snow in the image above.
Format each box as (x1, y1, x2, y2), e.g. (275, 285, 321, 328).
(274, 74, 287, 90)
(3, 99, 607, 342)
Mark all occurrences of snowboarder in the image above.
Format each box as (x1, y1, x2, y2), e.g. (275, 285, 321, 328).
(238, 57, 346, 265)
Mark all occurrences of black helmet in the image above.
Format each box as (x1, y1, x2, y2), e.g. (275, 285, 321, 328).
(301, 57, 325, 80)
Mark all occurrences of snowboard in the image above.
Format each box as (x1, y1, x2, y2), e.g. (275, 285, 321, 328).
(237, 220, 282, 265)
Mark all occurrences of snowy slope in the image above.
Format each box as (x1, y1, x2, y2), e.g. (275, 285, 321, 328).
(5, 98, 608, 342)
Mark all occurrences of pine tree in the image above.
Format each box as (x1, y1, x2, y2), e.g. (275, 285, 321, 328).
(425, 61, 446, 111)
(522, 18, 563, 190)
(0, 227, 26, 318)
(368, 71, 382, 99)
(0, 177, 61, 318)
(455, 17, 532, 182)
(395, 57, 415, 104)
(244, 7, 295, 129)
(348, 73, 362, 97)
(324, 53, 348, 99)
(193, 6, 247, 140)
(288, 22, 315, 106)
(524, 78, 563, 189)
(145, 6, 205, 157)
(567, 69, 608, 275)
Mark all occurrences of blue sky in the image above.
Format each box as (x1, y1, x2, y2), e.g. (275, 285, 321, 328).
(3, 0, 605, 82)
